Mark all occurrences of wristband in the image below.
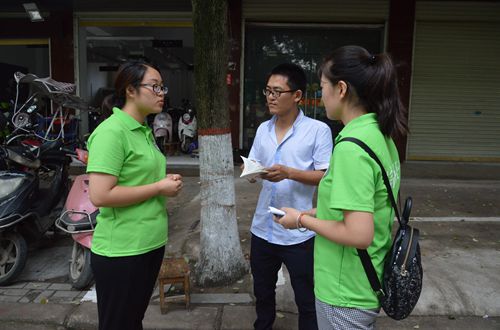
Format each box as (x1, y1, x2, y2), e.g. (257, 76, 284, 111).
(296, 213, 308, 233)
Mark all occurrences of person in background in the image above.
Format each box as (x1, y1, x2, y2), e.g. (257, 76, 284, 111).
(275, 45, 408, 329)
(246, 63, 333, 330)
(87, 60, 183, 330)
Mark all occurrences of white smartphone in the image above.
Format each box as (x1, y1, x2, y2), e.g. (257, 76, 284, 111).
(268, 206, 285, 217)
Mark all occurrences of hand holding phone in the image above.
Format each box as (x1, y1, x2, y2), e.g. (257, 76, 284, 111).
(268, 206, 285, 218)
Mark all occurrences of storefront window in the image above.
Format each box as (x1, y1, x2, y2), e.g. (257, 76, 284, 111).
(243, 24, 383, 150)
(78, 24, 193, 133)
(0, 40, 50, 127)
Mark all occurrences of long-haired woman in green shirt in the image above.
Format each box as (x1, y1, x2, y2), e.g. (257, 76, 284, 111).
(275, 45, 408, 329)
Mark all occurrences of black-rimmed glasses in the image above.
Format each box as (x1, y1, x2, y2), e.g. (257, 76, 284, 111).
(139, 84, 168, 95)
(262, 89, 297, 98)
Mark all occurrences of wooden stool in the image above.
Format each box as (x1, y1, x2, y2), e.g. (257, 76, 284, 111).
(158, 257, 190, 313)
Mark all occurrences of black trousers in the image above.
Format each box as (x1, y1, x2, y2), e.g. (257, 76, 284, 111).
(91, 246, 165, 330)
(251, 234, 318, 330)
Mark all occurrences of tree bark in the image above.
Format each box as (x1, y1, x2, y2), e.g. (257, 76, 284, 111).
(192, 0, 247, 286)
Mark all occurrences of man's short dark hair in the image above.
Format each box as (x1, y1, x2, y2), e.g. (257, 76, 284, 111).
(266, 63, 307, 97)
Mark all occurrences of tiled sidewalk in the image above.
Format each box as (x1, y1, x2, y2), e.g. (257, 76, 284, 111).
(0, 280, 255, 306)
(0, 281, 86, 304)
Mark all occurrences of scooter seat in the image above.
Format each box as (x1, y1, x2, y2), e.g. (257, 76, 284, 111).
(5, 146, 40, 169)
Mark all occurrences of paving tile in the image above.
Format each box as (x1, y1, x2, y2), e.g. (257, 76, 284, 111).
(0, 282, 27, 289)
(33, 290, 55, 303)
(24, 282, 51, 290)
(48, 283, 73, 291)
(3, 288, 29, 296)
(50, 291, 80, 302)
(18, 297, 31, 303)
(0, 295, 21, 302)
(24, 289, 43, 302)
(51, 290, 81, 299)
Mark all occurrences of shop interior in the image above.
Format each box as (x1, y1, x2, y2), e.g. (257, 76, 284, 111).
(83, 25, 194, 111)
(82, 26, 193, 114)
(80, 24, 197, 155)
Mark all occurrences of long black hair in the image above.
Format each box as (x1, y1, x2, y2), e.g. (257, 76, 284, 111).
(319, 45, 408, 138)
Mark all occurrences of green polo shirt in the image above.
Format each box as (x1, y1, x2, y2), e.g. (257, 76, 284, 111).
(314, 113, 400, 309)
(87, 107, 167, 257)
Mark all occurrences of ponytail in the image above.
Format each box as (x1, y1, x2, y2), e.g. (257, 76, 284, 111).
(367, 53, 408, 138)
(319, 46, 408, 139)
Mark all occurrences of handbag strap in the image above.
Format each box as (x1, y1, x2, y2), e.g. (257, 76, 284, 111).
(338, 137, 402, 297)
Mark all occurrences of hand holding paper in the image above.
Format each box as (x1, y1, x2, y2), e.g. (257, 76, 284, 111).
(240, 156, 268, 179)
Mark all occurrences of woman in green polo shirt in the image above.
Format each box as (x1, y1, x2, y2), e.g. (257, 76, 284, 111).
(274, 45, 408, 329)
(87, 61, 183, 330)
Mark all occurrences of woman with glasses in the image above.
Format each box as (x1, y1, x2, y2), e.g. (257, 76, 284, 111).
(275, 45, 408, 329)
(87, 60, 183, 330)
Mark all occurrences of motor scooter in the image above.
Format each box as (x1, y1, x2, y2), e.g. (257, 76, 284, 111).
(178, 101, 197, 153)
(153, 110, 173, 154)
(0, 140, 71, 285)
(55, 148, 97, 289)
(0, 71, 91, 286)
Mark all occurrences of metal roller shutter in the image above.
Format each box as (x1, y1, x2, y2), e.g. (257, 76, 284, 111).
(408, 3, 500, 161)
(242, 0, 388, 23)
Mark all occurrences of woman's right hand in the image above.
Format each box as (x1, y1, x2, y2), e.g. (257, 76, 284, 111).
(157, 175, 183, 197)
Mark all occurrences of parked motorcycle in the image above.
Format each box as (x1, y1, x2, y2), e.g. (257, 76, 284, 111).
(0, 141, 71, 285)
(0, 72, 92, 286)
(153, 110, 173, 154)
(55, 148, 97, 289)
(178, 100, 197, 153)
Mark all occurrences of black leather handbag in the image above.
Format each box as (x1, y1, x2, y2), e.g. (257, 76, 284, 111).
(339, 137, 423, 320)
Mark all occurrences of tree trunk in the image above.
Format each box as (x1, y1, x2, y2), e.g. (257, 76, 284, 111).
(192, 0, 247, 286)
